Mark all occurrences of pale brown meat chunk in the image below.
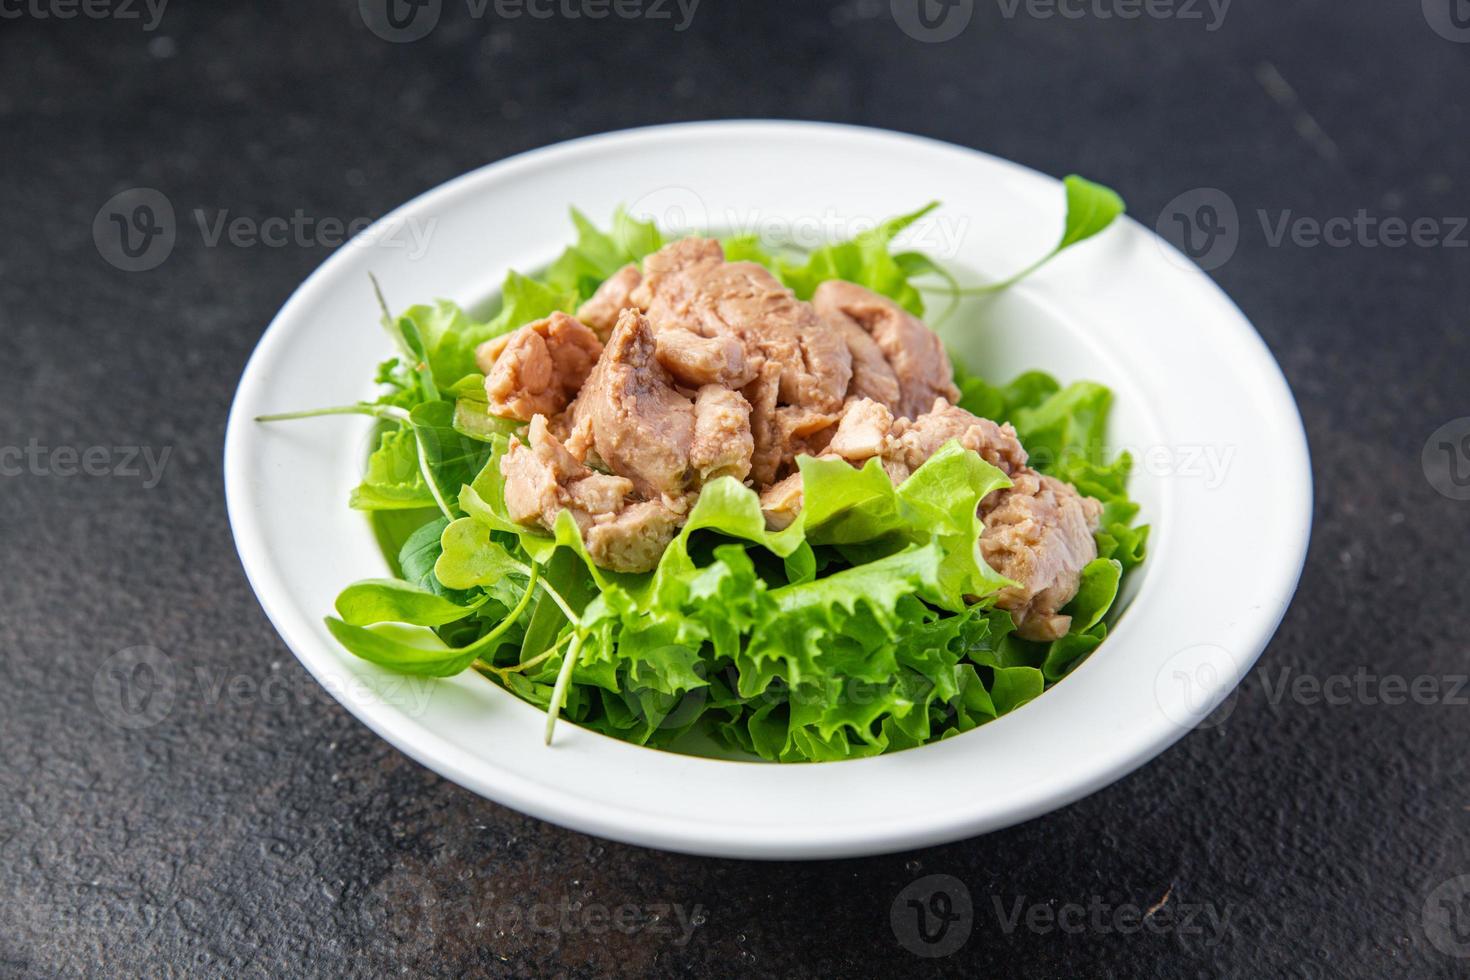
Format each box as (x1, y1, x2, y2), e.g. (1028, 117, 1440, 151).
(575, 264, 643, 339)
(827, 398, 897, 463)
(655, 328, 752, 388)
(476, 312, 603, 422)
(629, 240, 852, 470)
(775, 408, 842, 471)
(565, 309, 694, 497)
(501, 418, 584, 528)
(501, 415, 631, 528)
(890, 398, 1028, 478)
(690, 385, 754, 482)
(500, 415, 681, 573)
(741, 360, 783, 486)
(812, 280, 960, 420)
(566, 473, 635, 516)
(628, 237, 726, 320)
(584, 500, 682, 574)
(828, 313, 902, 413)
(980, 470, 1104, 641)
(759, 472, 804, 531)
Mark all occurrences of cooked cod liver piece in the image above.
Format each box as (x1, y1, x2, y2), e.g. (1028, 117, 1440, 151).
(741, 360, 784, 486)
(828, 312, 903, 412)
(690, 384, 754, 482)
(575, 263, 643, 339)
(759, 472, 804, 531)
(633, 237, 853, 420)
(812, 280, 960, 420)
(980, 470, 1104, 642)
(762, 395, 1100, 637)
(565, 308, 695, 498)
(475, 312, 603, 422)
(584, 500, 683, 574)
(890, 397, 1029, 480)
(820, 397, 1025, 485)
(501, 415, 631, 528)
(655, 327, 752, 388)
(827, 397, 897, 463)
(500, 415, 680, 574)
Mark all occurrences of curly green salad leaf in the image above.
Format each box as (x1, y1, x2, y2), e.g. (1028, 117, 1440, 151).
(259, 187, 1144, 762)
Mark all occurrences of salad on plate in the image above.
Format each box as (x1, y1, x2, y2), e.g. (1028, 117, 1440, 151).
(260, 178, 1148, 763)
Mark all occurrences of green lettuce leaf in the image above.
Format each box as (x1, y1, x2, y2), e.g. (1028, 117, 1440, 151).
(778, 202, 941, 316)
(335, 579, 486, 628)
(308, 203, 1149, 763)
(543, 207, 664, 303)
(350, 426, 434, 511)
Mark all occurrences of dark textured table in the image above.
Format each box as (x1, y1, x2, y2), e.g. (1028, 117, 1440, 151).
(3, 1, 1469, 976)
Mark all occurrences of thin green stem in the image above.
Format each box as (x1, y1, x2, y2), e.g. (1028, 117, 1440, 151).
(531, 573, 579, 624)
(544, 631, 585, 746)
(924, 249, 1061, 297)
(255, 404, 410, 424)
(475, 626, 570, 682)
(468, 564, 548, 680)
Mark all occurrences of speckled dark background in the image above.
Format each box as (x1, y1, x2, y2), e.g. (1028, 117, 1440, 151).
(3, 0, 1469, 976)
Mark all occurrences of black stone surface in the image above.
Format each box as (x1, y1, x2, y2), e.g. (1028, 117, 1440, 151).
(2, 1, 1468, 976)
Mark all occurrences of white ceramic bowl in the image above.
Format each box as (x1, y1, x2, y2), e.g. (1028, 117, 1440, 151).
(224, 121, 1311, 859)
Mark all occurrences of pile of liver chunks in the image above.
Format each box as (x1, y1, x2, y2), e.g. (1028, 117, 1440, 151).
(480, 239, 1102, 641)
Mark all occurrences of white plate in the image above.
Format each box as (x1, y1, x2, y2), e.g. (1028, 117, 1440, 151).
(224, 121, 1311, 859)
